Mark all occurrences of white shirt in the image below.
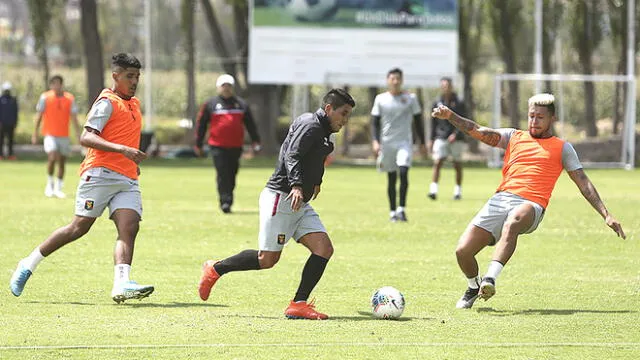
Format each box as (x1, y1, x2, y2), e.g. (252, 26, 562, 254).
(371, 91, 421, 145)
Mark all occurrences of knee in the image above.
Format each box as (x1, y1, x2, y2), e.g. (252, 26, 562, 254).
(68, 222, 92, 239)
(317, 243, 334, 259)
(258, 253, 280, 269)
(502, 219, 523, 238)
(120, 221, 140, 238)
(455, 245, 469, 259)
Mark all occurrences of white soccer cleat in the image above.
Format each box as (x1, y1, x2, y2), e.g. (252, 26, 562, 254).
(479, 277, 496, 301)
(111, 281, 154, 304)
(53, 190, 66, 199)
(44, 185, 54, 197)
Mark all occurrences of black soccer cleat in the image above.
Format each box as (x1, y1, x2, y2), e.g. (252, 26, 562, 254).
(221, 203, 232, 214)
(396, 210, 407, 222)
(456, 287, 480, 309)
(428, 193, 437, 200)
(453, 194, 462, 200)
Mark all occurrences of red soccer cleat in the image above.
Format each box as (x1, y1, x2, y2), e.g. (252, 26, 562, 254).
(284, 299, 328, 320)
(198, 260, 221, 301)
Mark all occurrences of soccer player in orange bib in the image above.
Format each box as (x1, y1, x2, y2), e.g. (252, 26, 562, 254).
(32, 75, 82, 198)
(10, 54, 154, 303)
(431, 93, 626, 309)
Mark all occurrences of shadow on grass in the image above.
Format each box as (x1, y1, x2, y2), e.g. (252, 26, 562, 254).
(122, 302, 229, 308)
(330, 311, 433, 322)
(477, 307, 637, 316)
(24, 301, 228, 308)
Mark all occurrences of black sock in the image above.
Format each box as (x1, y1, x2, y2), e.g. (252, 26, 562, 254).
(293, 254, 329, 302)
(387, 171, 397, 211)
(213, 249, 260, 276)
(399, 166, 409, 207)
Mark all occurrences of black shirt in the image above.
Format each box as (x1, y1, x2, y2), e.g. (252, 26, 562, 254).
(266, 109, 334, 203)
(431, 93, 466, 141)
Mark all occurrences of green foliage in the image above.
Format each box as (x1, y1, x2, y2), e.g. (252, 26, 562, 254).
(1, 163, 639, 359)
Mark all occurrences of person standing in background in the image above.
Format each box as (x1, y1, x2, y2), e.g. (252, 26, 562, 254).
(428, 77, 466, 201)
(32, 75, 82, 198)
(0, 81, 18, 160)
(195, 74, 261, 214)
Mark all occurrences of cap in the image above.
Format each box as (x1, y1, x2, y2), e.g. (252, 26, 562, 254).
(216, 74, 235, 87)
(1, 81, 12, 91)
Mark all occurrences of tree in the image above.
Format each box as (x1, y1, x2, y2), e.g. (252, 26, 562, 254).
(200, 0, 283, 154)
(459, 0, 484, 152)
(569, 0, 604, 137)
(80, 0, 105, 107)
(26, 0, 56, 90)
(541, 0, 565, 92)
(181, 0, 197, 123)
(487, 0, 524, 128)
(608, 0, 640, 134)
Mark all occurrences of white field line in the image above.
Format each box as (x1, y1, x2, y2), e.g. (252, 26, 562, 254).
(1, 342, 640, 351)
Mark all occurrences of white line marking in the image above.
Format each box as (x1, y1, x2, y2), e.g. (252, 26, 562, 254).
(1, 343, 640, 350)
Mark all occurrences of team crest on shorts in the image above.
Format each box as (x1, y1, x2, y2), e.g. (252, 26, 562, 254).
(277, 233, 286, 245)
(84, 200, 95, 210)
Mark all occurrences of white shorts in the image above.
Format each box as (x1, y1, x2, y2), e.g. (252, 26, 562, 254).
(471, 192, 545, 245)
(75, 167, 142, 219)
(44, 136, 71, 156)
(432, 138, 464, 161)
(377, 141, 412, 172)
(258, 188, 326, 252)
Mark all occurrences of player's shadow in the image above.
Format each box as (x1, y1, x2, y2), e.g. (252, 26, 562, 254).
(477, 308, 636, 316)
(330, 311, 432, 322)
(24, 301, 228, 308)
(121, 302, 229, 308)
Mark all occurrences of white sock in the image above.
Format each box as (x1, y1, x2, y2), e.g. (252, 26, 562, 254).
(389, 210, 396, 217)
(47, 176, 54, 189)
(454, 185, 462, 196)
(485, 260, 504, 279)
(114, 264, 131, 286)
(429, 182, 438, 194)
(23, 248, 45, 272)
(396, 206, 405, 213)
(467, 275, 481, 289)
(56, 178, 64, 191)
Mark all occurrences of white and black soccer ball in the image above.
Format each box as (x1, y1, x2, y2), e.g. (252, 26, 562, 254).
(371, 286, 405, 319)
(288, 0, 339, 22)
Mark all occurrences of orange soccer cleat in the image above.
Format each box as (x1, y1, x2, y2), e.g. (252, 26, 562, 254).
(198, 260, 221, 301)
(284, 299, 328, 320)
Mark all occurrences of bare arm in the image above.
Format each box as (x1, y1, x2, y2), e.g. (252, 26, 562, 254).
(431, 104, 502, 147)
(567, 168, 626, 239)
(32, 112, 43, 144)
(80, 128, 147, 164)
(72, 113, 82, 141)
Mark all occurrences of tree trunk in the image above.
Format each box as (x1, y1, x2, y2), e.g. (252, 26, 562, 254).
(200, 0, 236, 77)
(584, 81, 597, 137)
(39, 44, 50, 91)
(233, 3, 249, 85)
(496, 0, 520, 128)
(246, 85, 283, 155)
(80, 0, 105, 107)
(182, 0, 197, 121)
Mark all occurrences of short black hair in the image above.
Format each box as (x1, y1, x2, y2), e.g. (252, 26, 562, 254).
(440, 76, 452, 84)
(387, 68, 403, 78)
(322, 88, 356, 109)
(49, 75, 63, 84)
(112, 53, 142, 71)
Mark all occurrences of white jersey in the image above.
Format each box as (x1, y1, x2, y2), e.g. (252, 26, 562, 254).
(371, 91, 421, 145)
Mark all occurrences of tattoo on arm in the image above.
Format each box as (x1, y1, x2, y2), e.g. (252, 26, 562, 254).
(448, 113, 501, 147)
(570, 169, 608, 218)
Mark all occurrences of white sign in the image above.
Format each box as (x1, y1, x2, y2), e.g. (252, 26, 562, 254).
(249, 0, 458, 86)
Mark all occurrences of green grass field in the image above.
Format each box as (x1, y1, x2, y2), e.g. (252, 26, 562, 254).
(1, 158, 639, 359)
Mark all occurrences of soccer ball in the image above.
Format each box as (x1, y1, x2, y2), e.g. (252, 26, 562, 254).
(288, 0, 339, 22)
(371, 286, 405, 319)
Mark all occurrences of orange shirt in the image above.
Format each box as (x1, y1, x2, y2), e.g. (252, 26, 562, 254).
(497, 130, 566, 208)
(39, 90, 76, 137)
(79, 89, 142, 180)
